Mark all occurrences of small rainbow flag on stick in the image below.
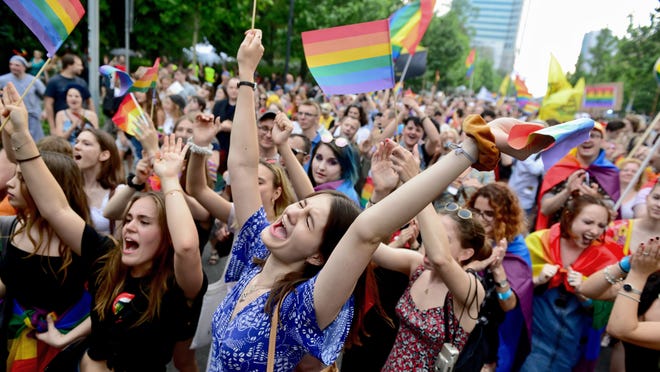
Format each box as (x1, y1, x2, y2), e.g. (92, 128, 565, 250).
(112, 93, 146, 136)
(131, 58, 160, 93)
(302, 19, 395, 96)
(4, 0, 85, 57)
(583, 85, 615, 108)
(99, 65, 134, 96)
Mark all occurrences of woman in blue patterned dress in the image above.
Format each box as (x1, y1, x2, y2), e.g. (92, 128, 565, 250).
(185, 30, 552, 371)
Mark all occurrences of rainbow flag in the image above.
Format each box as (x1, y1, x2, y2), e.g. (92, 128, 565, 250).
(514, 75, 532, 109)
(583, 85, 615, 108)
(4, 0, 85, 57)
(99, 65, 134, 96)
(302, 19, 395, 95)
(112, 93, 145, 136)
(389, 0, 436, 60)
(131, 58, 160, 92)
(465, 48, 476, 78)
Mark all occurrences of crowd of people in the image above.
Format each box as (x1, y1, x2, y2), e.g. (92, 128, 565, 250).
(0, 29, 659, 372)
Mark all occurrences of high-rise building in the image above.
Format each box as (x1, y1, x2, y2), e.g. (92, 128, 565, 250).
(579, 30, 601, 74)
(461, 0, 524, 73)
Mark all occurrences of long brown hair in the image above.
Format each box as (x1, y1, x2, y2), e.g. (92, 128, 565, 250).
(466, 182, 526, 242)
(258, 159, 295, 218)
(15, 151, 91, 282)
(258, 191, 385, 345)
(559, 194, 612, 239)
(81, 128, 123, 190)
(92, 192, 174, 327)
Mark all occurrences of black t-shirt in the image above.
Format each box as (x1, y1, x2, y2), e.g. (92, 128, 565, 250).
(81, 225, 208, 371)
(0, 227, 88, 315)
(44, 74, 89, 114)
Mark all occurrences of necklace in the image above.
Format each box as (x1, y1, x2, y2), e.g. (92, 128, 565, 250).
(238, 280, 270, 303)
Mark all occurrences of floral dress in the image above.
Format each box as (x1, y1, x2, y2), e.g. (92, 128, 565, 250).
(382, 265, 469, 371)
(209, 208, 354, 371)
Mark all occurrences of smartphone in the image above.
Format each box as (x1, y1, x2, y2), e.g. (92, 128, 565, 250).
(584, 172, 590, 185)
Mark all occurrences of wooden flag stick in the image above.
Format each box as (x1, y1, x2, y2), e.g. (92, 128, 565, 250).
(0, 57, 51, 132)
(251, 0, 258, 30)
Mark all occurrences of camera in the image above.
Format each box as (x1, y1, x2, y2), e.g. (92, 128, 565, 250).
(434, 343, 459, 372)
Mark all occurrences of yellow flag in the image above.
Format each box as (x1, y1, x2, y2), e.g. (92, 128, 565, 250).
(545, 54, 571, 97)
(539, 77, 585, 122)
(498, 74, 510, 96)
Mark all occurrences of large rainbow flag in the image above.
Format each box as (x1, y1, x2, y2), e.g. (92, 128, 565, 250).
(4, 0, 85, 57)
(112, 94, 145, 136)
(131, 58, 160, 92)
(389, 0, 436, 60)
(302, 20, 395, 95)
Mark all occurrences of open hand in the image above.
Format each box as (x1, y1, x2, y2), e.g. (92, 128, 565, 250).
(153, 134, 189, 179)
(631, 238, 660, 277)
(370, 141, 399, 194)
(134, 114, 159, 157)
(0, 82, 29, 134)
(390, 140, 420, 183)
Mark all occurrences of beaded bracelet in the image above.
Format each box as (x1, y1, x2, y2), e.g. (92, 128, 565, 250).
(603, 265, 624, 285)
(187, 138, 213, 156)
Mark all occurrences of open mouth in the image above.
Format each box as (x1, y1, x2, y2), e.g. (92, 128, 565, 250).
(123, 238, 139, 253)
(73, 153, 82, 161)
(270, 219, 287, 240)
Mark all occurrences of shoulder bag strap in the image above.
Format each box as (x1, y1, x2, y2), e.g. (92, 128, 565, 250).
(266, 297, 284, 372)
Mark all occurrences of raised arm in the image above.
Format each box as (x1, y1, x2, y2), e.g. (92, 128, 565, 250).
(227, 30, 265, 226)
(313, 116, 550, 329)
(153, 134, 203, 299)
(186, 114, 233, 223)
(607, 239, 660, 350)
(272, 112, 314, 199)
(1, 83, 85, 255)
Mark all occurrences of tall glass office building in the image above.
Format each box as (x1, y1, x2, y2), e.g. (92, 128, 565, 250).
(462, 0, 524, 73)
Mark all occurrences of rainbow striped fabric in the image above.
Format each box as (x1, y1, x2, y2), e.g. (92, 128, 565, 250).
(465, 48, 476, 78)
(583, 85, 615, 108)
(389, 0, 436, 59)
(99, 65, 134, 96)
(131, 58, 160, 92)
(112, 94, 144, 136)
(302, 20, 395, 95)
(4, 0, 85, 57)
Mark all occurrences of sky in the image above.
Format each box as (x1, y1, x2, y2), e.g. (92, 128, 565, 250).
(437, 0, 658, 97)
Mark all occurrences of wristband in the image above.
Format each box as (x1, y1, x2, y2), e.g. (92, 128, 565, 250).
(127, 173, 146, 191)
(187, 137, 213, 156)
(497, 288, 513, 301)
(618, 256, 631, 273)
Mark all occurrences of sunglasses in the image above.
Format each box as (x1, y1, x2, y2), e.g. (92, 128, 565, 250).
(441, 202, 472, 220)
(291, 148, 308, 156)
(320, 133, 349, 148)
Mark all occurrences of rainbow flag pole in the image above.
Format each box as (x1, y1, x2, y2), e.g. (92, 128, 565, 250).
(2, 0, 85, 132)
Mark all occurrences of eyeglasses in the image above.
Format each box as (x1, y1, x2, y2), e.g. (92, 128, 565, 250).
(470, 207, 495, 221)
(441, 203, 472, 220)
(298, 112, 317, 118)
(320, 133, 349, 148)
(291, 148, 308, 156)
(257, 125, 273, 133)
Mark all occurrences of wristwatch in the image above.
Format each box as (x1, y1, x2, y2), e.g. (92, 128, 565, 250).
(622, 283, 642, 295)
(238, 81, 257, 90)
(495, 279, 509, 288)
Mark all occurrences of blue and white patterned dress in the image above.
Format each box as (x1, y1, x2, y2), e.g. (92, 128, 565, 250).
(209, 207, 354, 371)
